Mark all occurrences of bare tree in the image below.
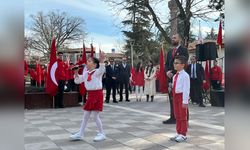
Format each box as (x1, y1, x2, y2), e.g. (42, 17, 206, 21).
(27, 10, 86, 59)
(104, 0, 219, 47)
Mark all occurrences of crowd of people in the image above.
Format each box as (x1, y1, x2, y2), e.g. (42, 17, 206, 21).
(24, 33, 223, 143)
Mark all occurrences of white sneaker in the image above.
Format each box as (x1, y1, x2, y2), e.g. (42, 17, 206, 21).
(175, 134, 187, 142)
(170, 134, 179, 141)
(93, 133, 106, 142)
(70, 132, 83, 140)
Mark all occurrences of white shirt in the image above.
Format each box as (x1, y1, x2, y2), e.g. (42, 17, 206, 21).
(191, 63, 197, 78)
(123, 63, 126, 68)
(74, 63, 105, 90)
(172, 70, 190, 104)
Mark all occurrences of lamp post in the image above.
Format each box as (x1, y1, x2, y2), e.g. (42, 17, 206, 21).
(129, 40, 135, 68)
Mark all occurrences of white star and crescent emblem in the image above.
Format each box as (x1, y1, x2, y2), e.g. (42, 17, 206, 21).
(50, 62, 58, 86)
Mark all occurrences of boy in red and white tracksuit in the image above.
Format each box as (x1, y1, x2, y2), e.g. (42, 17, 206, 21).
(170, 56, 190, 142)
(70, 52, 106, 142)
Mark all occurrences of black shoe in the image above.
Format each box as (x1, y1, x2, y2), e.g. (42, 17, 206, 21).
(199, 104, 206, 107)
(105, 100, 109, 103)
(162, 118, 176, 124)
(113, 100, 118, 103)
(59, 106, 64, 108)
(119, 99, 122, 102)
(125, 99, 130, 102)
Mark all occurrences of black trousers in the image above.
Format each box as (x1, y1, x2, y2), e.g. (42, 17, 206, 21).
(67, 79, 76, 91)
(190, 78, 203, 105)
(168, 90, 175, 120)
(55, 80, 65, 108)
(119, 81, 129, 101)
(211, 80, 221, 90)
(31, 79, 36, 86)
(106, 81, 117, 102)
(41, 80, 45, 87)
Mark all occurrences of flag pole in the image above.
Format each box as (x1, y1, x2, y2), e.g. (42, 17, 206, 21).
(53, 96, 55, 108)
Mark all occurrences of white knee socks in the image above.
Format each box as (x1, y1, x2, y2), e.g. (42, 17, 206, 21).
(93, 111, 104, 134)
(78, 110, 104, 136)
(79, 111, 91, 136)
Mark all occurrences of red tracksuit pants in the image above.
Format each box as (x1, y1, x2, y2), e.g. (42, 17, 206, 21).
(173, 93, 188, 136)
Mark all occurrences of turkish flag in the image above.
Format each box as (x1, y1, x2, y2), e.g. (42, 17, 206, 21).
(79, 42, 87, 95)
(45, 38, 58, 96)
(35, 62, 42, 86)
(203, 60, 210, 90)
(217, 20, 223, 46)
(24, 60, 29, 76)
(82, 42, 87, 64)
(159, 47, 168, 93)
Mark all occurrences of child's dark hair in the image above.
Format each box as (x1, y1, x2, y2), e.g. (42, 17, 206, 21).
(57, 52, 63, 55)
(136, 62, 143, 72)
(91, 57, 100, 68)
(148, 60, 153, 67)
(174, 56, 187, 64)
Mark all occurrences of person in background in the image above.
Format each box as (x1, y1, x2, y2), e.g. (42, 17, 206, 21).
(55, 52, 66, 108)
(30, 68, 36, 86)
(187, 56, 206, 107)
(105, 58, 119, 103)
(76, 55, 87, 103)
(210, 60, 222, 90)
(163, 33, 189, 124)
(118, 57, 131, 102)
(134, 62, 144, 101)
(144, 60, 156, 102)
(67, 62, 76, 91)
(41, 65, 46, 87)
(102, 61, 108, 90)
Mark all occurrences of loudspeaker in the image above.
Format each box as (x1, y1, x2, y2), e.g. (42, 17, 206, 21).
(195, 42, 218, 61)
(195, 44, 205, 61)
(203, 42, 218, 60)
(210, 89, 224, 107)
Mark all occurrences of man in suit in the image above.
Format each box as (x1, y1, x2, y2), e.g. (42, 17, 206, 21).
(118, 57, 131, 102)
(187, 56, 206, 107)
(105, 58, 119, 103)
(163, 33, 189, 124)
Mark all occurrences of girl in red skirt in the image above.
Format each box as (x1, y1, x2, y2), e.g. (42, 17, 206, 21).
(134, 62, 144, 101)
(70, 52, 106, 142)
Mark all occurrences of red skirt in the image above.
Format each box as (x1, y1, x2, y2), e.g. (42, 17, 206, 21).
(83, 90, 103, 111)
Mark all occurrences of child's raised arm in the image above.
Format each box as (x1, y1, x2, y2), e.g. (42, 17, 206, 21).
(95, 51, 106, 76)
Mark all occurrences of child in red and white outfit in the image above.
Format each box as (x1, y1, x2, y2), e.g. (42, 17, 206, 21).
(133, 62, 144, 101)
(70, 52, 106, 142)
(170, 56, 190, 142)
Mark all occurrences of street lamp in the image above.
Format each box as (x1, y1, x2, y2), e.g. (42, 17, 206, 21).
(129, 39, 135, 68)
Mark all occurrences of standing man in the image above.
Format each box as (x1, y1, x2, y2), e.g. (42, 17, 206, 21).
(163, 34, 189, 124)
(210, 60, 222, 90)
(118, 57, 131, 102)
(105, 58, 119, 103)
(187, 56, 206, 107)
(55, 52, 66, 108)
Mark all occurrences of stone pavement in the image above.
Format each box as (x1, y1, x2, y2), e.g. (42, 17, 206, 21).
(24, 93, 224, 150)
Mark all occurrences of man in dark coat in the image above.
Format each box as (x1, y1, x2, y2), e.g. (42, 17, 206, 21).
(187, 56, 206, 107)
(118, 57, 131, 102)
(163, 34, 189, 124)
(105, 58, 119, 103)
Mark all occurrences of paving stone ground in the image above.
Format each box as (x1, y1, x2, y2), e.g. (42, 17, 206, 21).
(24, 93, 224, 150)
